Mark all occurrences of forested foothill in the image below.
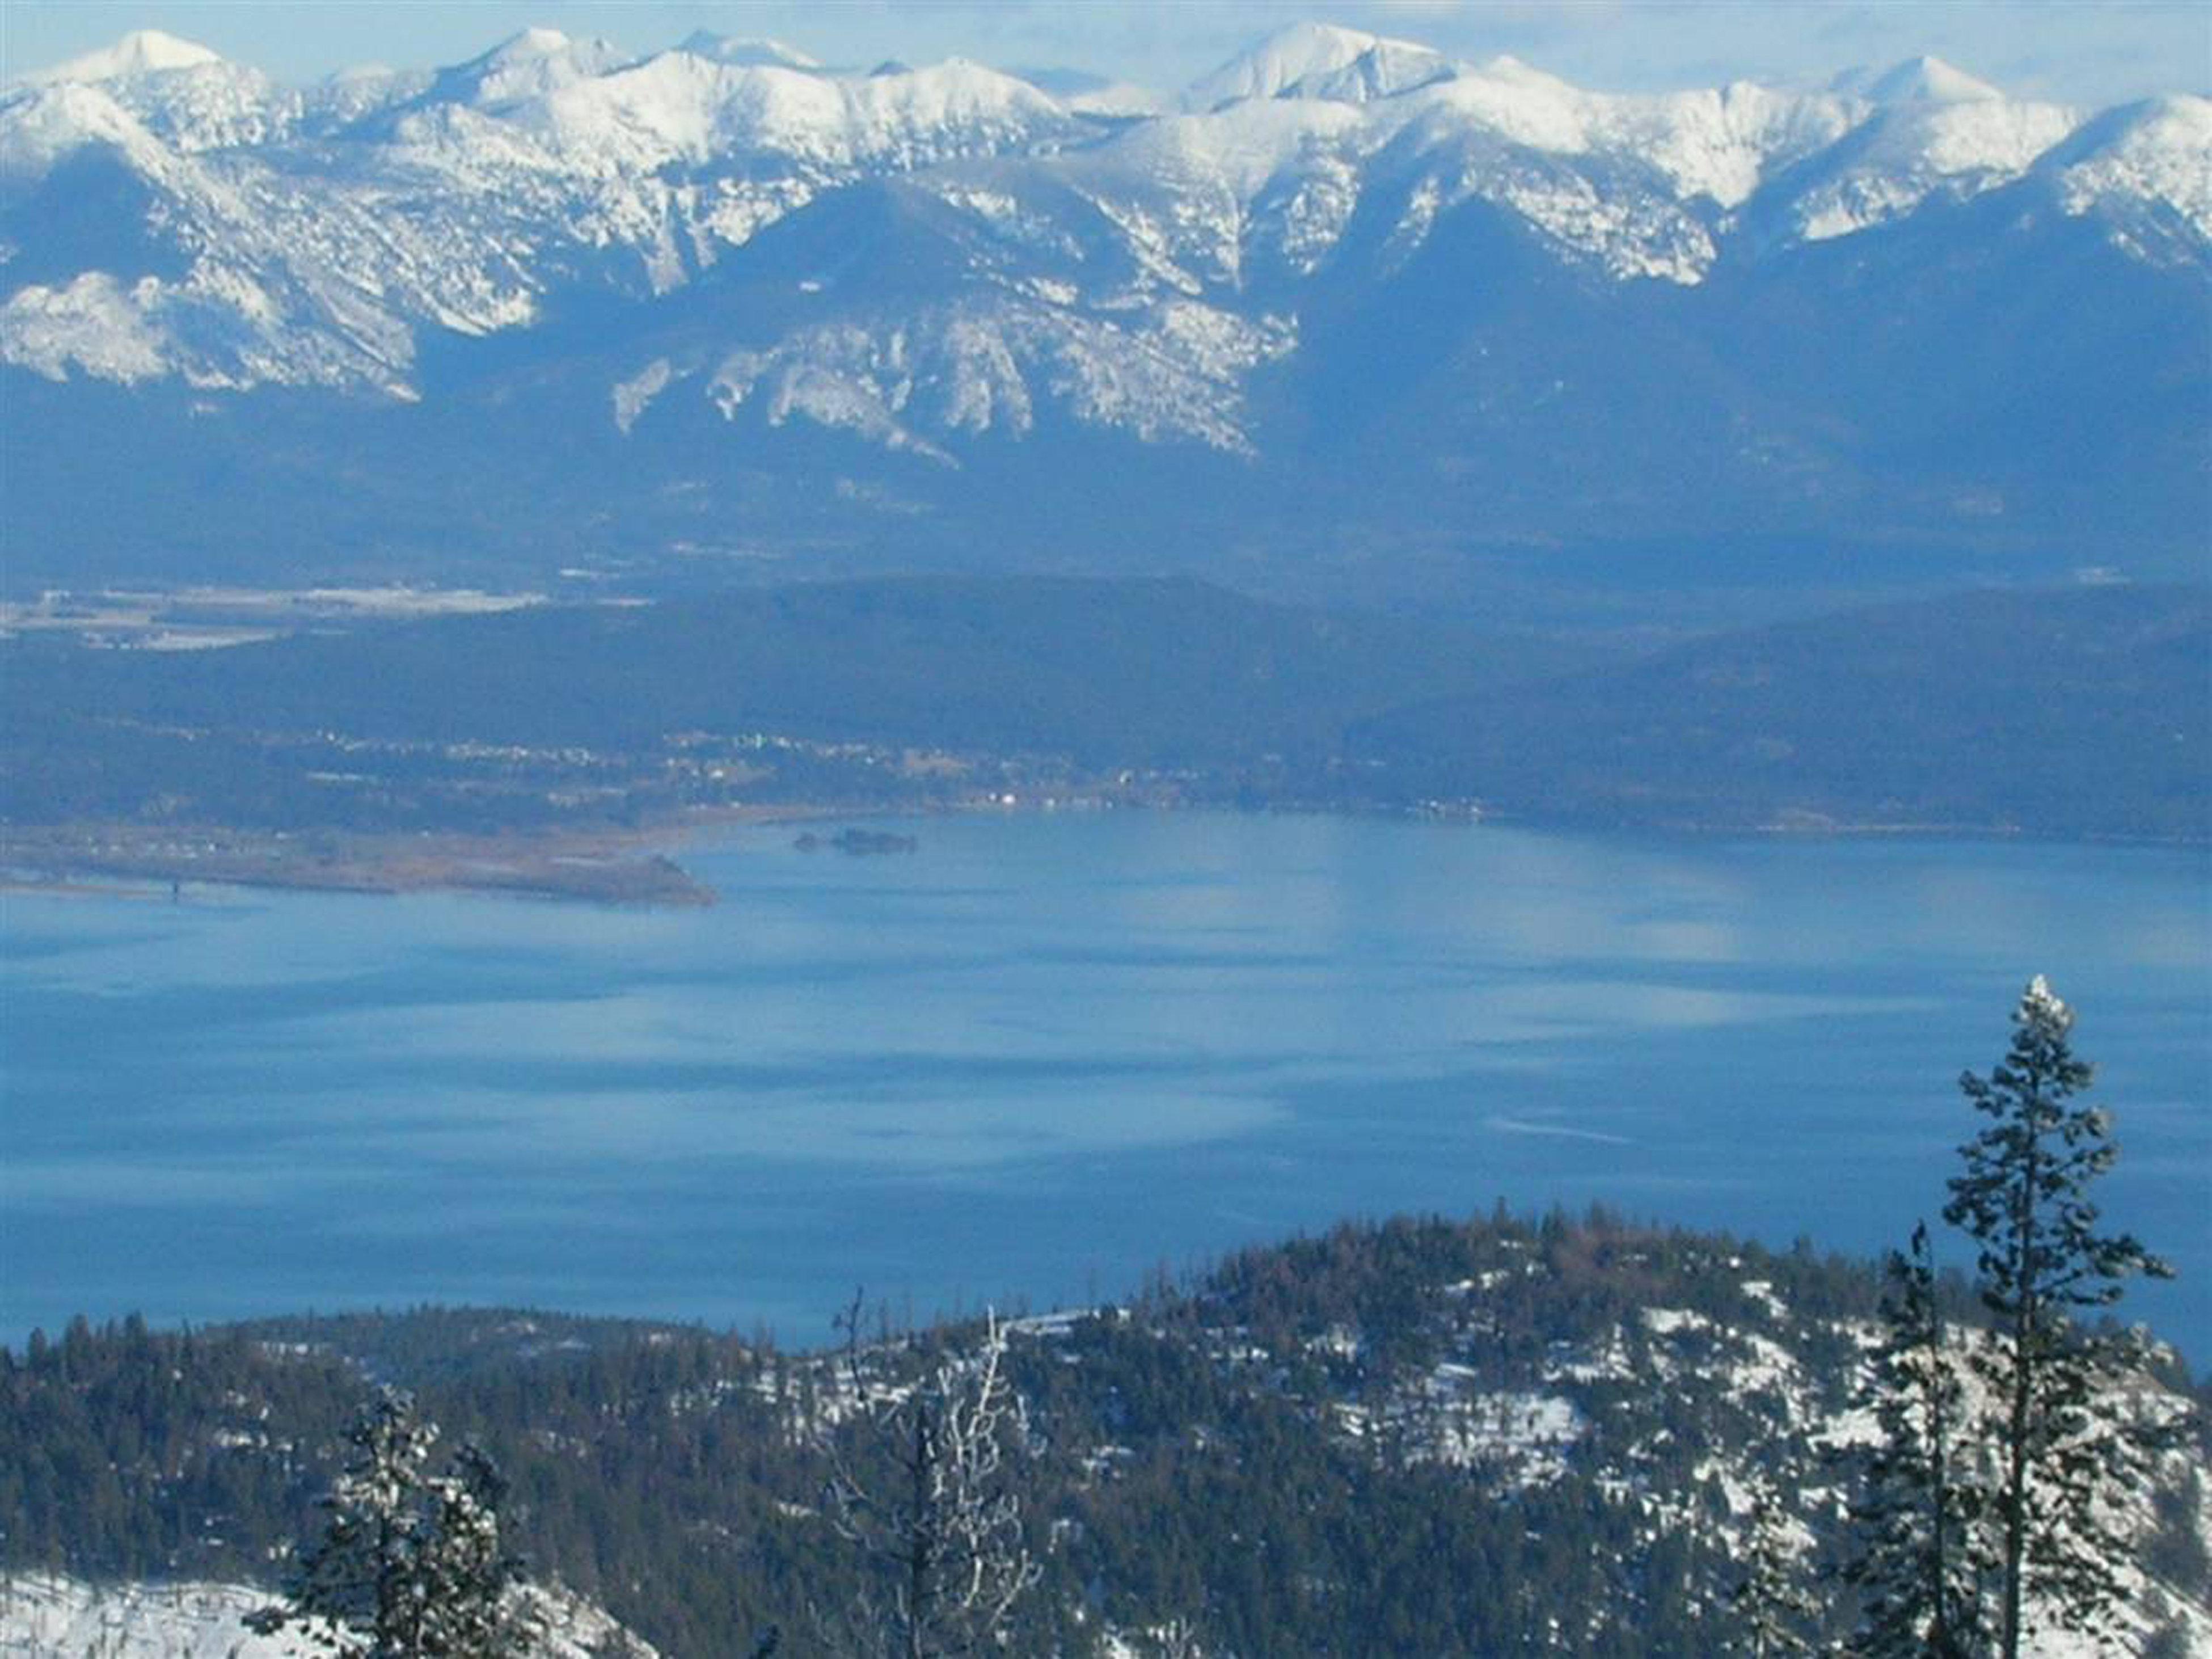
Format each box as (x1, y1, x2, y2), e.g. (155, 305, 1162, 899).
(5, 1205, 2204, 1654)
(5, 577, 2204, 894)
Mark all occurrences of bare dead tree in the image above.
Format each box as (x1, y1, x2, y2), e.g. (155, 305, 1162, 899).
(821, 1295, 1041, 1658)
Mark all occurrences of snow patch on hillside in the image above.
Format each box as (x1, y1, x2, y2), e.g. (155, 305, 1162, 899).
(675, 293, 1290, 457)
(613, 356, 674, 432)
(0, 1573, 659, 1658)
(3, 272, 171, 382)
(0, 1574, 307, 1657)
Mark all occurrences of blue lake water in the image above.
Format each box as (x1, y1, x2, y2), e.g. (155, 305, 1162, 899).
(3, 813, 2206, 1358)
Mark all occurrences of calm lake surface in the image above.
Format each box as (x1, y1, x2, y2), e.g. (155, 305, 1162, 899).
(4, 814, 2206, 1357)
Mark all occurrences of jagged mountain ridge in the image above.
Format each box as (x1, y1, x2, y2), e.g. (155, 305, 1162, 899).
(3, 21, 2207, 586)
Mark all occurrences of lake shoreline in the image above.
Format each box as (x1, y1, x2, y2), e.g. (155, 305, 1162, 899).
(0, 818, 777, 908)
(3, 800, 2204, 910)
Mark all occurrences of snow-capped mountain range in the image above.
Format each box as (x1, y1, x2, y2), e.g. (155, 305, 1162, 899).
(4, 20, 2206, 586)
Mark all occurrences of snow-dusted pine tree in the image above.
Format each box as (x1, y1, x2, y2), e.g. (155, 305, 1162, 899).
(1714, 1381, 1826, 1657)
(1941, 976, 2178, 1658)
(1723, 1478, 1822, 1656)
(247, 1387, 532, 1657)
(417, 1441, 533, 1657)
(1840, 1222, 1993, 1657)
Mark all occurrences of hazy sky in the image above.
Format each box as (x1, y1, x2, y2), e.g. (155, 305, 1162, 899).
(3, 2, 2206, 107)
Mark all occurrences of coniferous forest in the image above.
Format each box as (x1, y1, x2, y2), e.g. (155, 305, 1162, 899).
(5, 1198, 2205, 1654)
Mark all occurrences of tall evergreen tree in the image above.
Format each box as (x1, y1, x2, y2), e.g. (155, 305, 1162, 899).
(1715, 1380, 1827, 1657)
(1941, 976, 2177, 1657)
(1841, 1222, 1991, 1657)
(417, 1442, 531, 1657)
(248, 1387, 531, 1657)
(1723, 1478, 1823, 1656)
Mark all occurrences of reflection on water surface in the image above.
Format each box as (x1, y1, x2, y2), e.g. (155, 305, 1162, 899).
(5, 814, 2205, 1356)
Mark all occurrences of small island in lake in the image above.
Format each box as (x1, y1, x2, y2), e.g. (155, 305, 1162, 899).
(795, 828, 920, 856)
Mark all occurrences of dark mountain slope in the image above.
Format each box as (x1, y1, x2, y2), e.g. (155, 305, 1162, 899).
(1352, 582, 2211, 837)
(7, 577, 2203, 840)
(5, 575, 1560, 768)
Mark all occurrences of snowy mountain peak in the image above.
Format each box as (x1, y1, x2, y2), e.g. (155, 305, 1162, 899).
(849, 56, 1073, 129)
(20, 29, 226, 87)
(1856, 55, 2004, 106)
(499, 27, 579, 61)
(676, 32, 821, 71)
(430, 28, 628, 109)
(1468, 54, 1574, 90)
(1008, 66, 1164, 117)
(1281, 40, 1457, 104)
(1184, 21, 1445, 111)
(2046, 90, 2212, 162)
(2037, 92, 2212, 248)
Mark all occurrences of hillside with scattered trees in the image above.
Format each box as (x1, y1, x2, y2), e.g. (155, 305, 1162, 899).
(5, 1198, 2203, 1654)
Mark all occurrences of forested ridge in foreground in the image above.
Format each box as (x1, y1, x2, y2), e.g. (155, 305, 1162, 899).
(6, 1209, 2206, 1656)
